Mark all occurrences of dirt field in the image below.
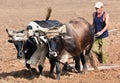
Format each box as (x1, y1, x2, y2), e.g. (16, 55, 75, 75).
(0, 0, 120, 83)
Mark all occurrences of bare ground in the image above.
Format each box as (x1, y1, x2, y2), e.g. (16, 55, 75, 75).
(0, 0, 120, 83)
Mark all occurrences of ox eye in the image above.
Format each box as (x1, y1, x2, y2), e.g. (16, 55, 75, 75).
(27, 26, 32, 30)
(37, 26, 39, 28)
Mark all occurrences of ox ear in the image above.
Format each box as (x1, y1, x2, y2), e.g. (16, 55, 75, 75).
(8, 39, 13, 43)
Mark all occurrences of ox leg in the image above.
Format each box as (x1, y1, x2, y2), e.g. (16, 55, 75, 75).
(74, 56, 81, 73)
(25, 60, 36, 74)
(56, 62, 61, 80)
(38, 53, 46, 76)
(80, 53, 87, 73)
(25, 62, 32, 73)
(38, 61, 45, 76)
(49, 59, 56, 74)
(26, 63, 31, 69)
(38, 65, 43, 75)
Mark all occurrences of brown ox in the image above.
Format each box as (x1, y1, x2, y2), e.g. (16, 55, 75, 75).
(47, 17, 95, 79)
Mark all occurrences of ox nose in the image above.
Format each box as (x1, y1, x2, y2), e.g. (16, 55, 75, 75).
(17, 51, 24, 59)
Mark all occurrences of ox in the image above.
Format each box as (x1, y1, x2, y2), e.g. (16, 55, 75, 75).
(6, 28, 49, 75)
(5, 8, 52, 75)
(33, 17, 95, 80)
(49, 17, 94, 78)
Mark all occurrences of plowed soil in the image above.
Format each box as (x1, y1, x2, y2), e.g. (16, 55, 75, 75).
(0, 0, 120, 83)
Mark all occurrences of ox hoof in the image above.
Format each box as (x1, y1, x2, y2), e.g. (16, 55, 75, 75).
(29, 68, 37, 75)
(82, 67, 88, 74)
(49, 71, 54, 75)
(37, 71, 44, 76)
(36, 72, 44, 78)
(94, 66, 98, 71)
(31, 68, 37, 72)
(56, 74, 60, 80)
(56, 77, 60, 80)
(82, 70, 87, 74)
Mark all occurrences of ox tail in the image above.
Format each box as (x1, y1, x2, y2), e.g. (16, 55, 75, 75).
(45, 7, 52, 20)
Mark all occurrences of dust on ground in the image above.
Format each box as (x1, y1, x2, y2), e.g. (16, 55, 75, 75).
(0, 0, 120, 83)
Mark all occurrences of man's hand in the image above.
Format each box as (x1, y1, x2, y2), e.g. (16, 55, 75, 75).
(94, 31, 103, 37)
(96, 31, 103, 36)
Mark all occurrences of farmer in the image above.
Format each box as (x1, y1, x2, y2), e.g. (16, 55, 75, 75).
(92, 1, 109, 64)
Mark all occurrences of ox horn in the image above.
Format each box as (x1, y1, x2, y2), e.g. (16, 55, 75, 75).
(6, 28, 14, 37)
(60, 34, 73, 39)
(6, 28, 26, 37)
(45, 7, 52, 20)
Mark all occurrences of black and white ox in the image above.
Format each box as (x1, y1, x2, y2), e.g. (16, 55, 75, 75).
(6, 28, 49, 75)
(5, 8, 52, 75)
